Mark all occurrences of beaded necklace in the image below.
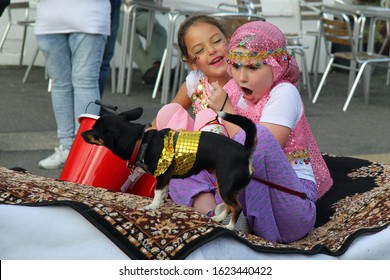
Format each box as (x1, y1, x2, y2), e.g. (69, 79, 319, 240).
(190, 75, 211, 115)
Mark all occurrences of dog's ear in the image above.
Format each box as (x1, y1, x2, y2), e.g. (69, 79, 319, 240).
(120, 107, 143, 121)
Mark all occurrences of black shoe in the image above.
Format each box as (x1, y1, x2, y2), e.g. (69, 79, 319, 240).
(142, 61, 161, 85)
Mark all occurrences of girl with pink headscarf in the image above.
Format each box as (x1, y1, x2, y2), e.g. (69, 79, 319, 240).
(168, 20, 333, 243)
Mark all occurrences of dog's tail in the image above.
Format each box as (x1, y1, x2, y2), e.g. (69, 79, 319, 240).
(217, 111, 257, 154)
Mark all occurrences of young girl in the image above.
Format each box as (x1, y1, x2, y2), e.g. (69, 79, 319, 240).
(153, 15, 232, 215)
(212, 20, 333, 242)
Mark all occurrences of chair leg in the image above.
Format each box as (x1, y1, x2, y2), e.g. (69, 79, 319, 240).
(170, 55, 183, 97)
(300, 49, 312, 99)
(19, 25, 28, 67)
(124, 9, 137, 96)
(110, 60, 116, 94)
(152, 48, 167, 99)
(124, 56, 134, 96)
(343, 62, 368, 111)
(313, 33, 323, 88)
(312, 57, 334, 103)
(0, 23, 11, 51)
(48, 78, 52, 93)
(178, 59, 186, 86)
(310, 35, 319, 74)
(22, 47, 39, 83)
(348, 60, 357, 92)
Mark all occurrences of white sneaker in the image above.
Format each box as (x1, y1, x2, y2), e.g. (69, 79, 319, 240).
(38, 145, 70, 169)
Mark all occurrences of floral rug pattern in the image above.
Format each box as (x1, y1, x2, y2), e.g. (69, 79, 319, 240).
(0, 156, 389, 259)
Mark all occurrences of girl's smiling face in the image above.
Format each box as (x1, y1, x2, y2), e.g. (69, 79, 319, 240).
(230, 46, 273, 104)
(184, 22, 229, 82)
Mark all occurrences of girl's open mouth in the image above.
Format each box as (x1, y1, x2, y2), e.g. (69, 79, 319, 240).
(241, 87, 253, 96)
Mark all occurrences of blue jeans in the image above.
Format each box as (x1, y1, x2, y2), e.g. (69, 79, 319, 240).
(37, 33, 106, 150)
(99, 0, 121, 97)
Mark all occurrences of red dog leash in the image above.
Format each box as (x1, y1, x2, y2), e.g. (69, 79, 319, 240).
(252, 176, 307, 199)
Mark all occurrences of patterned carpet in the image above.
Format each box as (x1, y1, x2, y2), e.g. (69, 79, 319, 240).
(0, 155, 389, 260)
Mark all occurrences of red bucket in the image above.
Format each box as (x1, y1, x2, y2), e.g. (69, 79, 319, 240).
(59, 114, 156, 197)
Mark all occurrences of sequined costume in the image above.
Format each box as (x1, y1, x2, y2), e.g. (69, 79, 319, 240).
(168, 21, 333, 243)
(154, 130, 201, 177)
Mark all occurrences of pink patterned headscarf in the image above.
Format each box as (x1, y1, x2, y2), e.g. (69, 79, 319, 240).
(228, 21, 300, 87)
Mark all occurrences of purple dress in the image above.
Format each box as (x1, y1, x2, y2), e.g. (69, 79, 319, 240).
(169, 125, 317, 243)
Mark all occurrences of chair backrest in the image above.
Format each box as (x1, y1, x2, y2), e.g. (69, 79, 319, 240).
(320, 12, 363, 58)
(322, 16, 351, 47)
(5, 1, 30, 23)
(210, 12, 265, 38)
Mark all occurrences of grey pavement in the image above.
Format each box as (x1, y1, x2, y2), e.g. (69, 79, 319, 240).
(0, 65, 389, 180)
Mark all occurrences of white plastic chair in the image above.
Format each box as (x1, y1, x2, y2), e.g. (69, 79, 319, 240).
(0, 1, 35, 67)
(312, 11, 390, 111)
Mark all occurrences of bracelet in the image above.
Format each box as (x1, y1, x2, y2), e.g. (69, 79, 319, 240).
(220, 93, 228, 111)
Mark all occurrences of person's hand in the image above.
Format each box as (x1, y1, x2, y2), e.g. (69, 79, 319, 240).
(209, 81, 228, 112)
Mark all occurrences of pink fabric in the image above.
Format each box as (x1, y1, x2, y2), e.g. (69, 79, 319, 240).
(224, 21, 333, 198)
(156, 103, 194, 131)
(194, 109, 228, 136)
(228, 21, 300, 88)
(193, 109, 217, 131)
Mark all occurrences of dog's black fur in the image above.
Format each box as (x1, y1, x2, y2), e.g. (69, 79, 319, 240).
(81, 107, 257, 230)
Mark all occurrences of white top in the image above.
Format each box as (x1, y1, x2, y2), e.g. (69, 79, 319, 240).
(261, 82, 315, 182)
(35, 0, 111, 36)
(261, 82, 302, 129)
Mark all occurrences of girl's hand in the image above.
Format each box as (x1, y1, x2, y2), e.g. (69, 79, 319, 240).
(209, 81, 228, 111)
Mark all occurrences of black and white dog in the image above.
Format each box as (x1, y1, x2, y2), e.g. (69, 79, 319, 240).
(82, 107, 257, 230)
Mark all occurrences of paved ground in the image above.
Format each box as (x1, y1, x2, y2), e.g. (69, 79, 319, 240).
(0, 65, 389, 180)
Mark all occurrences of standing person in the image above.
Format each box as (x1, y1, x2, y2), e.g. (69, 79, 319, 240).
(151, 15, 231, 214)
(117, 0, 167, 85)
(36, 0, 110, 169)
(99, 0, 121, 97)
(162, 20, 333, 243)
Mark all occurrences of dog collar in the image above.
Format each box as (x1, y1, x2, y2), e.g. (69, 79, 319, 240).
(127, 125, 149, 172)
(129, 137, 142, 165)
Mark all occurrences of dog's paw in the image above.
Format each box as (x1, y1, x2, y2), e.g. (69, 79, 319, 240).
(212, 212, 227, 223)
(225, 221, 235, 230)
(143, 203, 158, 211)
